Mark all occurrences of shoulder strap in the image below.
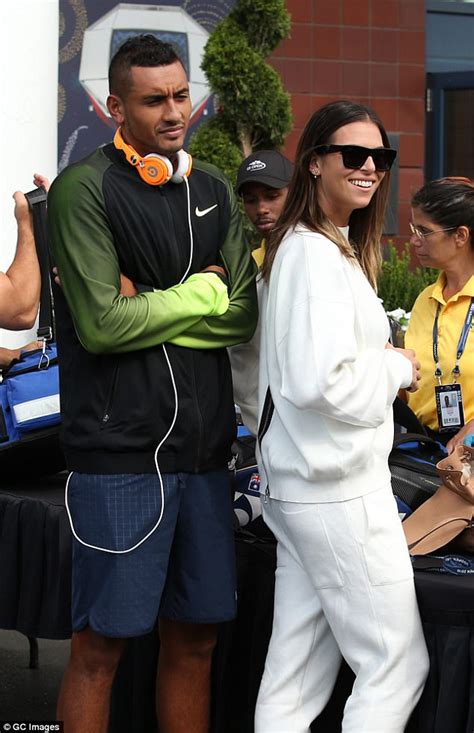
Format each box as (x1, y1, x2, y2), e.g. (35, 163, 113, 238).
(257, 387, 274, 450)
(392, 433, 443, 450)
(24, 186, 54, 341)
(393, 395, 427, 435)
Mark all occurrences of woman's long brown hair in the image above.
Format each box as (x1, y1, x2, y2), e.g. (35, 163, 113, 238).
(261, 100, 393, 289)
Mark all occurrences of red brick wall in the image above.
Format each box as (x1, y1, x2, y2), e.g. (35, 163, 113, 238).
(269, 0, 426, 240)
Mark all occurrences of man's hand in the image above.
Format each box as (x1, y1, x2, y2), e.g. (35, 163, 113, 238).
(446, 419, 474, 454)
(52, 266, 60, 288)
(33, 173, 51, 192)
(201, 265, 227, 279)
(13, 191, 32, 226)
(120, 274, 137, 297)
(13, 173, 51, 225)
(0, 346, 21, 369)
(0, 340, 42, 370)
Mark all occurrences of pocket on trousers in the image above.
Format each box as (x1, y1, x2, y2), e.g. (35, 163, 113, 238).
(356, 488, 414, 586)
(278, 501, 345, 589)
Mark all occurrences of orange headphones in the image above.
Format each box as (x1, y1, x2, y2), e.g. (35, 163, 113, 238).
(113, 128, 192, 186)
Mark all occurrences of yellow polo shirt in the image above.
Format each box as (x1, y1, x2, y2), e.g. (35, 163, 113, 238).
(252, 239, 266, 268)
(405, 273, 474, 430)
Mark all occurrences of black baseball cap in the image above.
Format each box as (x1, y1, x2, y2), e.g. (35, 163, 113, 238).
(236, 150, 293, 195)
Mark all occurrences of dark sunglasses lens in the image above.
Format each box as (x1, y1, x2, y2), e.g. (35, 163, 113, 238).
(373, 149, 396, 171)
(340, 147, 367, 169)
(341, 147, 395, 171)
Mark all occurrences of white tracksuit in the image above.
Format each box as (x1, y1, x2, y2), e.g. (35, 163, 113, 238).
(254, 226, 429, 732)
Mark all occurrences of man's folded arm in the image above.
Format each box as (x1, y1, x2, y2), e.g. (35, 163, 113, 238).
(168, 183, 258, 350)
(48, 173, 229, 354)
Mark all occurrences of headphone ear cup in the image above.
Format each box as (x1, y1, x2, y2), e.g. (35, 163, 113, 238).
(113, 129, 192, 186)
(137, 154, 173, 186)
(171, 150, 193, 184)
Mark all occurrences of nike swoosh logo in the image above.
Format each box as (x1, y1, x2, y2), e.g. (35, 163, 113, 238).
(195, 204, 218, 217)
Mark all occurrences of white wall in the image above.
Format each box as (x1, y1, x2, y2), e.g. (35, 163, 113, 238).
(0, 0, 59, 348)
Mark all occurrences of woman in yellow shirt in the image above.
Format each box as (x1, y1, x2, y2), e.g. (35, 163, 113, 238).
(405, 177, 474, 452)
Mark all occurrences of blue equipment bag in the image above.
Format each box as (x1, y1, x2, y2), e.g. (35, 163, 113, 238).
(0, 343, 60, 444)
(389, 433, 447, 512)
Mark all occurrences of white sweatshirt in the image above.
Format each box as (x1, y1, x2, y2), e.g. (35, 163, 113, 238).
(258, 225, 413, 503)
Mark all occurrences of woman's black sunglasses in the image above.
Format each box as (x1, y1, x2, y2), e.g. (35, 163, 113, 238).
(313, 144, 397, 172)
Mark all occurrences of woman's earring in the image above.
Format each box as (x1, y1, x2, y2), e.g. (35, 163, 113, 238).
(311, 169, 320, 179)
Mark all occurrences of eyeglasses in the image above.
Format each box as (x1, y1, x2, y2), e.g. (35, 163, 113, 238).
(409, 222, 458, 239)
(313, 144, 397, 172)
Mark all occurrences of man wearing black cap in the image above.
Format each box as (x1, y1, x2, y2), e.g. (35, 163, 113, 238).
(236, 150, 293, 267)
(231, 151, 293, 435)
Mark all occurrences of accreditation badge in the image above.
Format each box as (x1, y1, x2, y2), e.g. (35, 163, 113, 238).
(435, 383, 464, 432)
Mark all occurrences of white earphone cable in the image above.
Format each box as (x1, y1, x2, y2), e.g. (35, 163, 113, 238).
(65, 169, 194, 553)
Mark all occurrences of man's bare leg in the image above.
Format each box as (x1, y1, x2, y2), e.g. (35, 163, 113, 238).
(57, 626, 125, 733)
(157, 619, 218, 733)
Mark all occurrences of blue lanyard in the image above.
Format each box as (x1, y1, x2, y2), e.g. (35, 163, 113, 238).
(432, 298, 474, 384)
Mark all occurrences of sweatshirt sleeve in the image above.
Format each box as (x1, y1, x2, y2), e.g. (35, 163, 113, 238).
(277, 236, 413, 428)
(48, 163, 229, 355)
(228, 277, 263, 436)
(168, 177, 258, 349)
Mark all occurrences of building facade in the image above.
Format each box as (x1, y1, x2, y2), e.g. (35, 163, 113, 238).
(57, 0, 474, 245)
(269, 0, 474, 243)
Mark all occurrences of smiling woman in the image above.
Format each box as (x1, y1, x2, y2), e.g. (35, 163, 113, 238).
(405, 177, 474, 452)
(262, 102, 396, 288)
(255, 100, 429, 733)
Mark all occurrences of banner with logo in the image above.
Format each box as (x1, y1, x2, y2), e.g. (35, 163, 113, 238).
(58, 0, 236, 169)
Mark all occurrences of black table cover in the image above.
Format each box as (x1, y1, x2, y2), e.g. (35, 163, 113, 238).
(409, 572, 474, 733)
(0, 475, 72, 640)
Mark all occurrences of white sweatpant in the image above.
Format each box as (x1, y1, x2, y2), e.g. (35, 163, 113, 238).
(254, 485, 429, 733)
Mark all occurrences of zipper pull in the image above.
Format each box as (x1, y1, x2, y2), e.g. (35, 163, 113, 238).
(228, 454, 237, 472)
(264, 484, 270, 504)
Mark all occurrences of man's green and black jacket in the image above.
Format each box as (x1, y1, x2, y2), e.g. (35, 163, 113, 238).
(48, 143, 257, 474)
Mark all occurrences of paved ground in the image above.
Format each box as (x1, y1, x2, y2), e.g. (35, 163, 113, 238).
(0, 629, 69, 721)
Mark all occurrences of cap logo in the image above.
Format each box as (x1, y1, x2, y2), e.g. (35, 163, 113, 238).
(246, 160, 266, 172)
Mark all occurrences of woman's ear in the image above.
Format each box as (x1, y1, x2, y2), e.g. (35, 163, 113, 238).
(309, 156, 320, 178)
(454, 225, 471, 248)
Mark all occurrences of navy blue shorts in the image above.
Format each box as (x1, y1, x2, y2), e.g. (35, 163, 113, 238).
(68, 469, 237, 637)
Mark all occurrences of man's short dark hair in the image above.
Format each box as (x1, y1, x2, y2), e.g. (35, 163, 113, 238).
(109, 34, 182, 96)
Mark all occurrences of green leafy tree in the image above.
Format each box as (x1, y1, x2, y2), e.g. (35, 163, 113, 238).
(378, 243, 438, 312)
(189, 0, 292, 185)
